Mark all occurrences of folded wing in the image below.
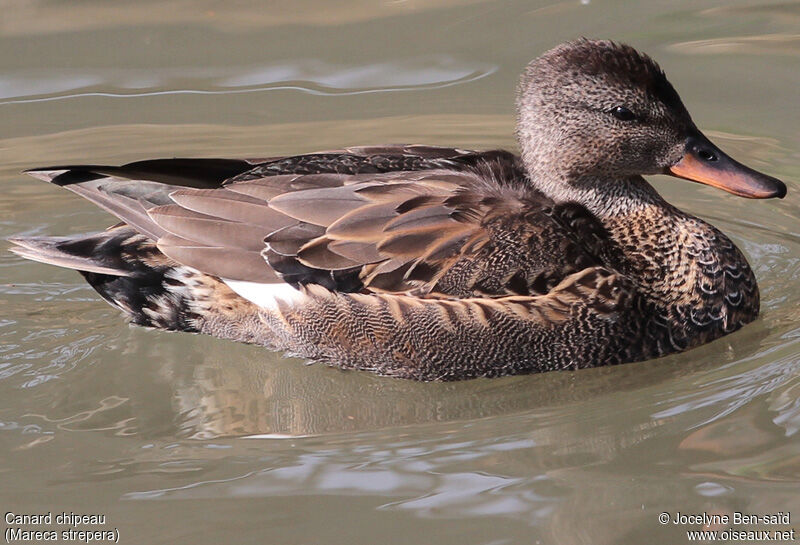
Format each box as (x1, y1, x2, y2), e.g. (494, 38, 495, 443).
(150, 168, 516, 293)
(24, 146, 604, 298)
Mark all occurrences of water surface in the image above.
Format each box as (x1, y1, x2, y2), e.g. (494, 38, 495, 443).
(2, 1, 799, 543)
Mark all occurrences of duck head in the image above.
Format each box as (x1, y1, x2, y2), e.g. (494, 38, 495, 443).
(516, 39, 786, 207)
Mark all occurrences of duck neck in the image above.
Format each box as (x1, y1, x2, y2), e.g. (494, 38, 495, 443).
(540, 174, 759, 330)
(537, 174, 663, 217)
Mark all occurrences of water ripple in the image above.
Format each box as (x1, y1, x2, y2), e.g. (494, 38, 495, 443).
(669, 34, 800, 56)
(0, 57, 497, 105)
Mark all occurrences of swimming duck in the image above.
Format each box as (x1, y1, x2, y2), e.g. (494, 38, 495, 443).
(9, 39, 787, 381)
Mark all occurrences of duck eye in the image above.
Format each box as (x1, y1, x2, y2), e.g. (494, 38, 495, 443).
(610, 106, 636, 121)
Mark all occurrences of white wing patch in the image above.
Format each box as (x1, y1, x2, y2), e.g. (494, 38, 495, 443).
(221, 279, 306, 311)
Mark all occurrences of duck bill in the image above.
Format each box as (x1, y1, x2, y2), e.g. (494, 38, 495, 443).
(666, 133, 786, 199)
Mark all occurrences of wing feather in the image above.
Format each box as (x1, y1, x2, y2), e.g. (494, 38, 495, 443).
(156, 235, 277, 283)
(168, 189, 286, 230)
(147, 170, 509, 293)
(29, 148, 564, 295)
(326, 240, 384, 263)
(325, 202, 401, 241)
(147, 205, 267, 251)
(296, 237, 361, 270)
(267, 184, 372, 226)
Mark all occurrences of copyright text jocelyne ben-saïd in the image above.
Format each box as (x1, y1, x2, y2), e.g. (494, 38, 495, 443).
(4, 512, 119, 543)
(659, 510, 796, 542)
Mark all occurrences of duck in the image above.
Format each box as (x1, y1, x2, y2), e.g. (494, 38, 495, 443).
(9, 39, 787, 381)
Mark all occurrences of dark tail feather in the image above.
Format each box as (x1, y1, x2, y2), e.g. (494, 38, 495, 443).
(23, 159, 258, 241)
(14, 161, 273, 340)
(26, 158, 255, 189)
(9, 234, 135, 276)
(9, 227, 199, 331)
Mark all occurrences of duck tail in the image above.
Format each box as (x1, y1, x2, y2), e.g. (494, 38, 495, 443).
(9, 225, 270, 344)
(9, 225, 204, 331)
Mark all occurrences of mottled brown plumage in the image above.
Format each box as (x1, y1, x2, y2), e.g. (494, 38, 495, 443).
(9, 39, 787, 380)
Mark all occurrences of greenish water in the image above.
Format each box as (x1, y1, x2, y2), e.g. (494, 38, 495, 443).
(1, 1, 799, 543)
